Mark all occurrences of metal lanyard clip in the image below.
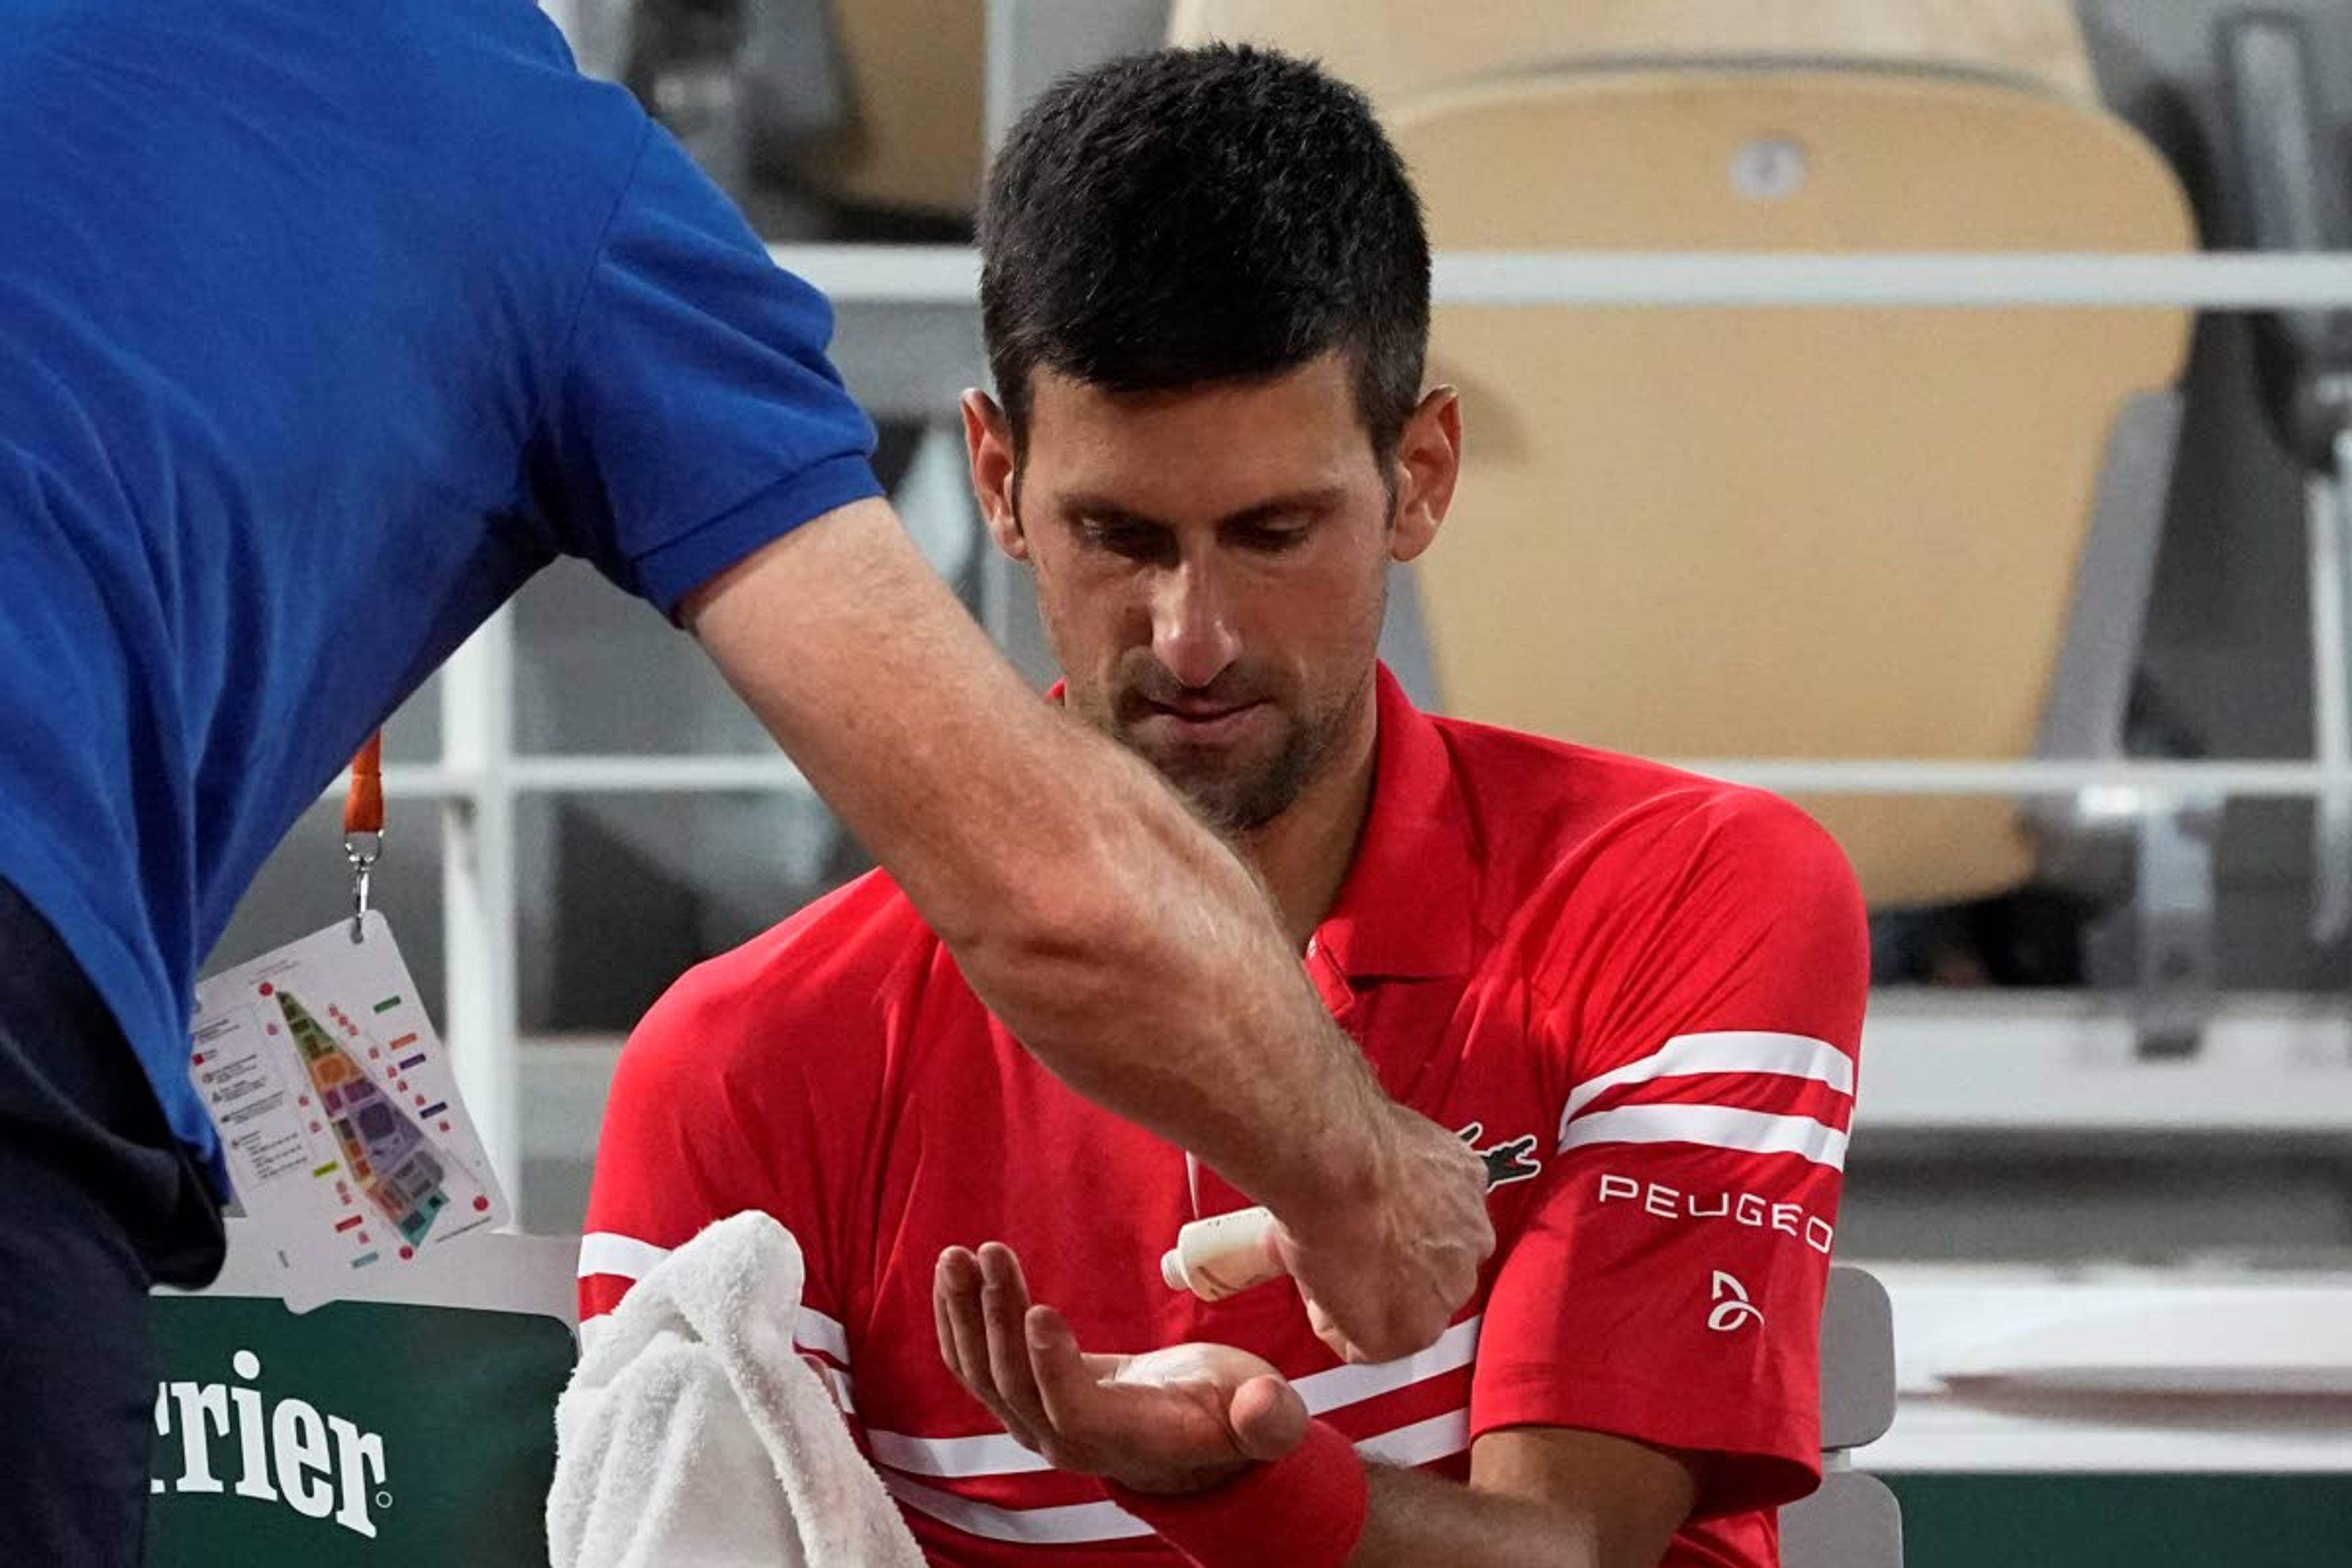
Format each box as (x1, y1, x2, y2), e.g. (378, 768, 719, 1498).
(344, 733, 385, 943)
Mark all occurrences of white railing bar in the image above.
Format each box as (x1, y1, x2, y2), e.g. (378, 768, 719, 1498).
(378, 764, 477, 799)
(772, 245, 2352, 310)
(372, 756, 811, 798)
(500, 755, 818, 792)
(436, 613, 521, 1204)
(1662, 759, 2333, 796)
(377, 754, 2352, 799)
(1428, 252, 2352, 308)
(2309, 461, 2352, 941)
(777, 244, 981, 303)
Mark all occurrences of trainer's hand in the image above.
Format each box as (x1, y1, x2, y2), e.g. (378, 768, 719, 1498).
(936, 1242, 1309, 1496)
(1272, 1104, 1493, 1364)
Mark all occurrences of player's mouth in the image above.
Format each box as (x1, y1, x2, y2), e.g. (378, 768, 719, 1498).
(1133, 698, 1271, 747)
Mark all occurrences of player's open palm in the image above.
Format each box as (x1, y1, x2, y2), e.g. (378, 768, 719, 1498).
(935, 1242, 1309, 1496)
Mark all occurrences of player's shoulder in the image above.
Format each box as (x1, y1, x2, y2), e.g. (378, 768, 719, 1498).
(622, 866, 947, 1080)
(1430, 712, 1850, 886)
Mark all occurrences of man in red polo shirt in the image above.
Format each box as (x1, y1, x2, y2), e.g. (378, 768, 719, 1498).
(581, 44, 1867, 1568)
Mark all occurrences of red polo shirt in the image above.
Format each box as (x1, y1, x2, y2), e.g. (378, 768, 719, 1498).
(581, 665, 1868, 1567)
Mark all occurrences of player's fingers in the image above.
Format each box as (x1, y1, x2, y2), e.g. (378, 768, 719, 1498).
(933, 1251, 967, 1382)
(1227, 1374, 1310, 1463)
(941, 1248, 995, 1391)
(1025, 1302, 1109, 1442)
(978, 1243, 1054, 1442)
(940, 1248, 1035, 1443)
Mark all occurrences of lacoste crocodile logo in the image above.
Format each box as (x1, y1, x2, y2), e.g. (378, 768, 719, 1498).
(1457, 1121, 1542, 1190)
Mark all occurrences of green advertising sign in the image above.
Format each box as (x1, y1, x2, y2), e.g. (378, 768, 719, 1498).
(1889, 1473, 2352, 1567)
(146, 1294, 575, 1564)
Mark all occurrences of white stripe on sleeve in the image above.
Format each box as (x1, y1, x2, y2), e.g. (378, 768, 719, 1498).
(1558, 1102, 1849, 1170)
(1562, 1030, 1852, 1121)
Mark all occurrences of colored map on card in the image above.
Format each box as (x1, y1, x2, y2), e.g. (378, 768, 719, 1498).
(190, 912, 506, 1311)
(274, 990, 453, 1246)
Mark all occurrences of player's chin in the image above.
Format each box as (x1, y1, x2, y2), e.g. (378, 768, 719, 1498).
(1147, 759, 1270, 824)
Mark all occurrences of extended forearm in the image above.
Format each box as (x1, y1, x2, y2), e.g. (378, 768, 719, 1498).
(1347, 1464, 1600, 1568)
(1120, 1450, 1611, 1568)
(951, 714, 1396, 1213)
(686, 503, 1392, 1216)
(1039, 748, 1410, 1218)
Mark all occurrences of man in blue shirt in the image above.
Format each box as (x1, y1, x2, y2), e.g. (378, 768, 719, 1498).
(0, 4, 1493, 1559)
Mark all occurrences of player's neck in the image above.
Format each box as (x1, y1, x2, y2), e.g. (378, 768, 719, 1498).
(1236, 697, 1380, 952)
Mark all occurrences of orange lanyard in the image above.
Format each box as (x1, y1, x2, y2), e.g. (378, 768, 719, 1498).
(344, 733, 383, 940)
(344, 732, 384, 837)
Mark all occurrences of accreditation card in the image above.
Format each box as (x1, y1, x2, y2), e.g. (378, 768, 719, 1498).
(188, 911, 508, 1311)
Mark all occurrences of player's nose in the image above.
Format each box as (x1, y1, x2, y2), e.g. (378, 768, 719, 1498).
(1150, 565, 1240, 691)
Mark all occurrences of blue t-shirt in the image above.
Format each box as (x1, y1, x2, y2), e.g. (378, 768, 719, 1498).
(0, 0, 883, 1182)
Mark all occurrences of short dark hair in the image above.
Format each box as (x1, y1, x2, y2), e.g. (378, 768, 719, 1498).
(979, 44, 1430, 466)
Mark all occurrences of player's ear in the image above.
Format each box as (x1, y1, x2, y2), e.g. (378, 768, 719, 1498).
(1388, 386, 1460, 565)
(962, 389, 1030, 562)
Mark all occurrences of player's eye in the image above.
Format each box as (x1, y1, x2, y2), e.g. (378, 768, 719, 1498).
(1231, 522, 1310, 554)
(1080, 518, 1173, 562)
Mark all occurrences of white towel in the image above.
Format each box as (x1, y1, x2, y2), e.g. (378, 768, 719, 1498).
(548, 1210, 926, 1568)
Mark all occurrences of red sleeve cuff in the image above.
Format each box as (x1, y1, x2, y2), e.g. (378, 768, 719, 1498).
(1474, 1365, 1820, 1519)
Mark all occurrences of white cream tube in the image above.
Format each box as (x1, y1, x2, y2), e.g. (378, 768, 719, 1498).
(1159, 1206, 1287, 1301)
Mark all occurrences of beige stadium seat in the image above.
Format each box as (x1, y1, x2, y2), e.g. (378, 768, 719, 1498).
(1382, 67, 2193, 910)
(784, 0, 986, 219)
(1169, 0, 2098, 105)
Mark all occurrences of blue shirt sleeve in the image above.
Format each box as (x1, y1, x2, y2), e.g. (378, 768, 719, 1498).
(544, 120, 883, 617)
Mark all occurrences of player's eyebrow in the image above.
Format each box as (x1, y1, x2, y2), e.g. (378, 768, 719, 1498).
(1060, 485, 1351, 533)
